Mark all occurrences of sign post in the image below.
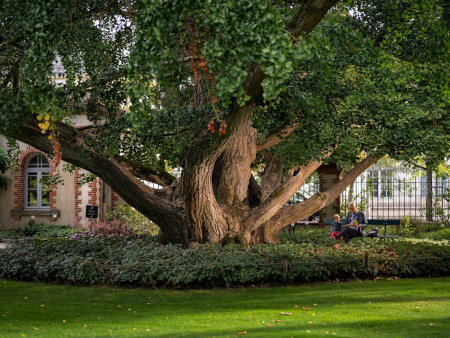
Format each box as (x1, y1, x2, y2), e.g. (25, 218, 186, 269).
(85, 205, 99, 233)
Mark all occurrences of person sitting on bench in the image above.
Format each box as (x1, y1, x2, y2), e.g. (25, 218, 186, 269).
(330, 214, 343, 240)
(334, 202, 367, 243)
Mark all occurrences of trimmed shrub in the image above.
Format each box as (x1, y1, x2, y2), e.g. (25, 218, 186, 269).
(0, 237, 448, 288)
(0, 223, 73, 239)
(104, 206, 158, 236)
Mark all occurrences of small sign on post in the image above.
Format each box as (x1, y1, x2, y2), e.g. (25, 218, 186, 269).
(86, 205, 98, 219)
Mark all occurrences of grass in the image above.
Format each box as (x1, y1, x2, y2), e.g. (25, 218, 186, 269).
(0, 277, 449, 337)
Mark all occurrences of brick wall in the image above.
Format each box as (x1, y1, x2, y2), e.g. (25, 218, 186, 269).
(111, 190, 118, 210)
(73, 168, 82, 226)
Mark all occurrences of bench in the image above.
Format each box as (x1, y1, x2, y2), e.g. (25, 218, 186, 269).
(367, 219, 401, 239)
(286, 216, 320, 233)
(324, 218, 401, 240)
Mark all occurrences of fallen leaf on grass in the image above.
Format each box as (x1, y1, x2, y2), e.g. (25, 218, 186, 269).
(280, 312, 292, 315)
(293, 305, 299, 308)
(302, 307, 312, 310)
(237, 331, 247, 335)
(267, 323, 273, 327)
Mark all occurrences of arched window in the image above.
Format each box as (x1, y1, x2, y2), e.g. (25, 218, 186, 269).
(25, 154, 50, 208)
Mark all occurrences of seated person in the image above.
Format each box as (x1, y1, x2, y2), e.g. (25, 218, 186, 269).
(334, 202, 367, 243)
(330, 214, 342, 240)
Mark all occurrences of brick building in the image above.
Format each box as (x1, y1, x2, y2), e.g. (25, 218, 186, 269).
(0, 136, 125, 229)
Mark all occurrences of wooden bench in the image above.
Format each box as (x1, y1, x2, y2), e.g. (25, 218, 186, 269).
(324, 218, 401, 239)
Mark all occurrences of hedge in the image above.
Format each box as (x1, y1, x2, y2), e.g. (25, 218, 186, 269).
(0, 236, 448, 288)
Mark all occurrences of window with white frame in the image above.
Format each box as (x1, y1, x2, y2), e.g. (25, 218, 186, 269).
(368, 169, 393, 198)
(25, 154, 50, 208)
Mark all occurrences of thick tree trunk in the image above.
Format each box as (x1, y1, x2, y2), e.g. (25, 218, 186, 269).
(214, 121, 257, 205)
(181, 155, 231, 244)
(180, 108, 256, 245)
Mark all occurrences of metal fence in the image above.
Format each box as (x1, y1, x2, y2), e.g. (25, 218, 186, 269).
(291, 166, 450, 222)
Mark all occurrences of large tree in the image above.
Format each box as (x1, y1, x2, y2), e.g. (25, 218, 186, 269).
(1, 0, 448, 245)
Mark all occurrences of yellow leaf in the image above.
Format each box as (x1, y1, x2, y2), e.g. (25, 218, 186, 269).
(44, 114, 51, 121)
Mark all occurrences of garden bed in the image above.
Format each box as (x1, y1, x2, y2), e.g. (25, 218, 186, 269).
(0, 234, 448, 288)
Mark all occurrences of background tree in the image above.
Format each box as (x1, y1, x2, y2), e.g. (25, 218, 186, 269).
(0, 0, 448, 245)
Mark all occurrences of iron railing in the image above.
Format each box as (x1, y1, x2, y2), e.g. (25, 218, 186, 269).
(290, 167, 450, 222)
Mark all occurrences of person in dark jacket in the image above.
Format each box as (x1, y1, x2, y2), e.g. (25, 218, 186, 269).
(334, 202, 367, 243)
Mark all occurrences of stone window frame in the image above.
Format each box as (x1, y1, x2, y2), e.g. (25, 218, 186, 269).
(24, 153, 51, 209)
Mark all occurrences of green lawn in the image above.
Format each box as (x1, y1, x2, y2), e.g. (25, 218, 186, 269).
(0, 278, 449, 337)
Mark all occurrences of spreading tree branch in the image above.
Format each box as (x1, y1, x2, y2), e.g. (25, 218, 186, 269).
(256, 121, 301, 152)
(269, 155, 382, 231)
(243, 154, 329, 231)
(113, 155, 177, 187)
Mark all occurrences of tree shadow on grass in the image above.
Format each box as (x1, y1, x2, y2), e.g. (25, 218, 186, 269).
(151, 317, 450, 337)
